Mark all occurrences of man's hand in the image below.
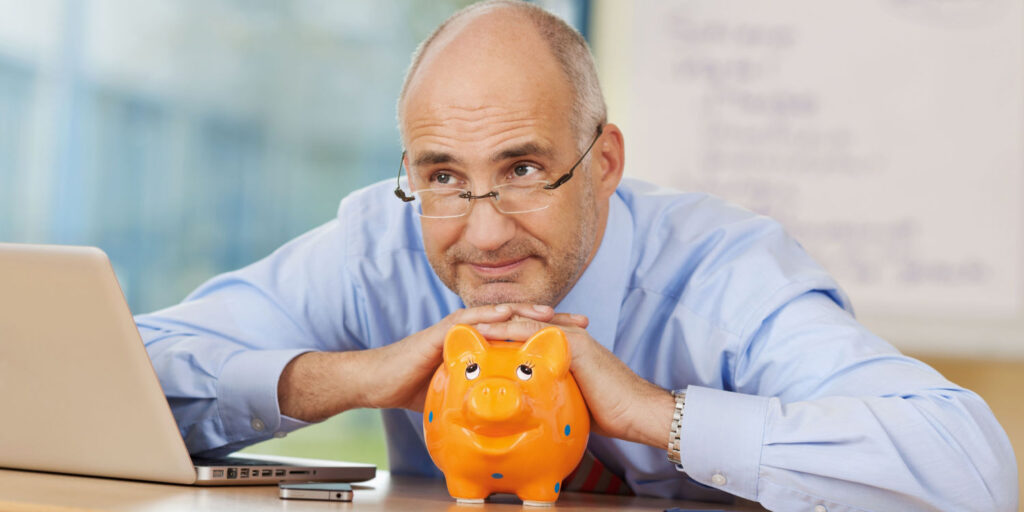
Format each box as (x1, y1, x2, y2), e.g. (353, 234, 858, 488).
(362, 303, 586, 412)
(277, 304, 587, 422)
(474, 316, 676, 450)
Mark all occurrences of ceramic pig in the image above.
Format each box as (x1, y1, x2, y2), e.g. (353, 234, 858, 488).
(423, 324, 589, 506)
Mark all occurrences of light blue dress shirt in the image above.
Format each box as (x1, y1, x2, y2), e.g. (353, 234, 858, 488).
(136, 178, 1017, 511)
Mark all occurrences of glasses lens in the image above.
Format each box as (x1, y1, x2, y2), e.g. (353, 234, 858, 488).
(494, 182, 553, 214)
(413, 189, 468, 218)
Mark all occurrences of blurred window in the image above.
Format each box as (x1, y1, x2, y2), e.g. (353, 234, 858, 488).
(0, 0, 589, 470)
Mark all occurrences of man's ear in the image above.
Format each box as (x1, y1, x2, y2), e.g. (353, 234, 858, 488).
(592, 123, 625, 201)
(519, 326, 570, 377)
(443, 324, 489, 364)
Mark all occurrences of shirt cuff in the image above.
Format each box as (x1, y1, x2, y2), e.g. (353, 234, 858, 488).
(216, 349, 315, 442)
(678, 385, 772, 501)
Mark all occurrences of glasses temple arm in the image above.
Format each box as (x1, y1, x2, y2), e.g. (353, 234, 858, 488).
(544, 125, 604, 190)
(394, 151, 415, 202)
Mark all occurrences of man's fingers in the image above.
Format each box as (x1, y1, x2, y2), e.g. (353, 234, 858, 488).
(474, 319, 549, 341)
(507, 303, 555, 321)
(473, 311, 589, 341)
(447, 303, 556, 328)
(445, 304, 513, 328)
(550, 313, 589, 328)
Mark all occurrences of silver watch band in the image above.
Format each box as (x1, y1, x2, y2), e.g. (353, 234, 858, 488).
(667, 389, 686, 466)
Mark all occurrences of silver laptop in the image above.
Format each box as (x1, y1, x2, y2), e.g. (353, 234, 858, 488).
(0, 243, 376, 485)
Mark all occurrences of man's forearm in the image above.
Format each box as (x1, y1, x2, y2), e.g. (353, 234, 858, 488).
(277, 350, 373, 422)
(623, 384, 676, 450)
(279, 305, 566, 423)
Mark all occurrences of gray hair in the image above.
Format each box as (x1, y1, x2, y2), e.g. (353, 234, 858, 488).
(397, 0, 607, 153)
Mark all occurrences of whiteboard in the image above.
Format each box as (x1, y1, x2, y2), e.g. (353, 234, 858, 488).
(594, 0, 1024, 357)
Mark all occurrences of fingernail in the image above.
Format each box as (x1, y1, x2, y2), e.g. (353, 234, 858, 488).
(495, 305, 510, 313)
(532, 304, 552, 313)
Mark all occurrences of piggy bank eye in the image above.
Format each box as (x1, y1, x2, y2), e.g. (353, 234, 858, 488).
(465, 363, 480, 380)
(516, 364, 533, 381)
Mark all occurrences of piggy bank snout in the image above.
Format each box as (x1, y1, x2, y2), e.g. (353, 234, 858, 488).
(465, 378, 526, 424)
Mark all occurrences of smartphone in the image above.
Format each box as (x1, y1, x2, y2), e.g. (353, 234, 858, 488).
(278, 482, 353, 501)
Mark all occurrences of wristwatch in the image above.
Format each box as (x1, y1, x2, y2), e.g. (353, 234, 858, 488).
(667, 389, 686, 466)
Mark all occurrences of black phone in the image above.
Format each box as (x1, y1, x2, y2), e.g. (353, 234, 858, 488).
(278, 482, 353, 501)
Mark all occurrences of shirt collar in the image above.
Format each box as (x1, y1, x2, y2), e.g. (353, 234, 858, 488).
(555, 192, 633, 352)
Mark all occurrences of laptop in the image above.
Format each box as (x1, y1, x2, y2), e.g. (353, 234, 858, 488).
(0, 243, 376, 485)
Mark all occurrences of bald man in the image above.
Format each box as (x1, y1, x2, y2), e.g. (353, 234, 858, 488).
(136, 1, 1017, 510)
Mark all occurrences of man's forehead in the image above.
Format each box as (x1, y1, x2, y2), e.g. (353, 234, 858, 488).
(402, 71, 567, 125)
(402, 101, 570, 165)
(406, 103, 543, 131)
(410, 139, 557, 168)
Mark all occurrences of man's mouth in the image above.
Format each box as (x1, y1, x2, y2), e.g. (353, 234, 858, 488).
(467, 257, 529, 277)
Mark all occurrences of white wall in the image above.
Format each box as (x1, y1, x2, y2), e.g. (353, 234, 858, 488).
(593, 0, 1024, 358)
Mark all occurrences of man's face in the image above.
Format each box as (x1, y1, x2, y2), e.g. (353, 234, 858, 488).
(400, 14, 600, 308)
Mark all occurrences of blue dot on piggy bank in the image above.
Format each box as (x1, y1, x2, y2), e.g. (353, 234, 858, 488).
(491, 473, 503, 479)
(555, 482, 561, 493)
(428, 411, 433, 423)
(564, 424, 570, 436)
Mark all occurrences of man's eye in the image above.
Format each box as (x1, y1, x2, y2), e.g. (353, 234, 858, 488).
(511, 164, 540, 179)
(430, 172, 453, 185)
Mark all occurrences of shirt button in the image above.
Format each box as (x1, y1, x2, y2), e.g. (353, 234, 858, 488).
(814, 505, 827, 512)
(273, 431, 287, 439)
(251, 418, 265, 432)
(710, 473, 727, 486)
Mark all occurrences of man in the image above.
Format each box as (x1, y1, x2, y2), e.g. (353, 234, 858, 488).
(136, 1, 1017, 510)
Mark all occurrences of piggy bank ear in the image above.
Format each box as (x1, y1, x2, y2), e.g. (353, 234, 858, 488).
(443, 324, 488, 364)
(519, 326, 570, 377)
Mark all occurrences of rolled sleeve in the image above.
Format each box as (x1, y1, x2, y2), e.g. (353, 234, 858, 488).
(217, 348, 315, 442)
(678, 385, 771, 501)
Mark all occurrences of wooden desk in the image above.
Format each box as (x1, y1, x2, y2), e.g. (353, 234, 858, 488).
(0, 469, 765, 511)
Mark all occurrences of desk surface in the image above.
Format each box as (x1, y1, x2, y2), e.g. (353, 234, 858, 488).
(0, 468, 765, 511)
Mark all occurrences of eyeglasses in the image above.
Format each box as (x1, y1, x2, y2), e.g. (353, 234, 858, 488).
(394, 125, 603, 219)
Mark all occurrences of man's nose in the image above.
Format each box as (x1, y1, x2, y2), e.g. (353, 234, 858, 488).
(462, 198, 516, 252)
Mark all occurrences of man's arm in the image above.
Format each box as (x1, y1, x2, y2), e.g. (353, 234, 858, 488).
(675, 290, 1017, 511)
(138, 216, 582, 456)
(136, 220, 362, 456)
(276, 305, 588, 422)
(476, 316, 676, 445)
(477, 292, 1018, 511)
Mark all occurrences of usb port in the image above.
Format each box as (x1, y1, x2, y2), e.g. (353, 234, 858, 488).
(227, 468, 237, 479)
(261, 469, 272, 477)
(275, 469, 286, 477)
(212, 469, 225, 478)
(240, 468, 249, 478)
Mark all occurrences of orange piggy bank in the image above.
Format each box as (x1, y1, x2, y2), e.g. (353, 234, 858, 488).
(423, 324, 589, 506)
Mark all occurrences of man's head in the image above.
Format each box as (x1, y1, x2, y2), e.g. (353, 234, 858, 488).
(398, 0, 624, 308)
